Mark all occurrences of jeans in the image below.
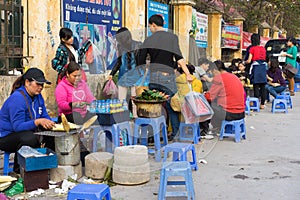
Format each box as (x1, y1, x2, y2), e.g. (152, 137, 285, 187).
(253, 83, 266, 105)
(265, 84, 286, 100)
(149, 71, 179, 137)
(165, 98, 180, 137)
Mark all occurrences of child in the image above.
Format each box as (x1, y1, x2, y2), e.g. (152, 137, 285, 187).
(52, 27, 91, 84)
(171, 64, 214, 140)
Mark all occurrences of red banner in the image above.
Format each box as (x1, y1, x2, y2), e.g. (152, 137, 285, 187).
(242, 31, 270, 50)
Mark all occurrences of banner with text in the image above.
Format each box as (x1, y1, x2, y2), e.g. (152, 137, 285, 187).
(63, 0, 122, 72)
(191, 9, 208, 48)
(221, 25, 241, 49)
(147, 0, 169, 36)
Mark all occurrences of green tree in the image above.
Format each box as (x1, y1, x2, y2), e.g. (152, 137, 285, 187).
(196, 0, 300, 37)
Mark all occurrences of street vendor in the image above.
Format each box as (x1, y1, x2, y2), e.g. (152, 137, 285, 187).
(55, 61, 96, 125)
(0, 68, 55, 173)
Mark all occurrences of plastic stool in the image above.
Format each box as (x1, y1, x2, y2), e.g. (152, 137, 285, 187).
(279, 92, 292, 109)
(163, 142, 198, 171)
(271, 98, 288, 114)
(133, 116, 168, 162)
(248, 97, 260, 112)
(158, 161, 195, 200)
(3, 152, 14, 175)
(92, 121, 132, 153)
(179, 122, 201, 144)
(67, 183, 111, 200)
(219, 119, 246, 143)
(294, 82, 300, 92)
(245, 97, 250, 115)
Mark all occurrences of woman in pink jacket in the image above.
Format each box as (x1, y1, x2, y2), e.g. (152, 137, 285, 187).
(55, 61, 96, 124)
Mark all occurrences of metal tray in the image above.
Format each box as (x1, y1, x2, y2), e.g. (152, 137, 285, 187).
(34, 130, 79, 137)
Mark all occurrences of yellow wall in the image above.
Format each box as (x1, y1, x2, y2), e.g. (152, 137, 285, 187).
(123, 0, 146, 42)
(207, 12, 222, 60)
(263, 29, 270, 38)
(273, 31, 279, 39)
(22, 0, 61, 112)
(173, 3, 194, 60)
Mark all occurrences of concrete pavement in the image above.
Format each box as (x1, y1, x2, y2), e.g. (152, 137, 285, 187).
(1, 93, 300, 200)
(109, 94, 300, 200)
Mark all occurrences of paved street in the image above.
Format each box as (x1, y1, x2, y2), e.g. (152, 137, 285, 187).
(110, 94, 300, 200)
(1, 93, 300, 200)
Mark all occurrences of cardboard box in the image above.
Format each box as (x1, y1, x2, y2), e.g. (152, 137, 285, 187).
(97, 110, 130, 126)
(21, 168, 49, 192)
(18, 148, 58, 172)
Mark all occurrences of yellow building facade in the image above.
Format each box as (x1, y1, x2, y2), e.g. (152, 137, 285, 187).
(1, 0, 247, 110)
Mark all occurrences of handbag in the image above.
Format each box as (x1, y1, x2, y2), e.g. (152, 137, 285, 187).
(283, 63, 298, 79)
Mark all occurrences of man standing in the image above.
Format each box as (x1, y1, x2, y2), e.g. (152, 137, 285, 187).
(138, 14, 192, 141)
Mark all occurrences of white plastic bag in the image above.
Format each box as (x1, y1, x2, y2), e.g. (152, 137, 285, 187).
(181, 84, 214, 123)
(86, 43, 106, 74)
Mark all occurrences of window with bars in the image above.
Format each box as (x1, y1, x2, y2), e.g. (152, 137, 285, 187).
(0, 0, 23, 75)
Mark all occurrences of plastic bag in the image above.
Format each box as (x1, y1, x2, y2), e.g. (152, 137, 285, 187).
(17, 146, 46, 158)
(102, 80, 118, 99)
(5, 178, 24, 197)
(88, 43, 106, 74)
(85, 45, 94, 64)
(181, 91, 214, 123)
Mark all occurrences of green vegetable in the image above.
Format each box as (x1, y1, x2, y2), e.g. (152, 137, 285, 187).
(135, 89, 168, 101)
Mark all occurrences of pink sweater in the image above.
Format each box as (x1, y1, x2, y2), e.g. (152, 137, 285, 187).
(55, 77, 96, 117)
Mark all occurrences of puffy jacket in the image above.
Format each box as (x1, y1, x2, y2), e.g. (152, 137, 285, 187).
(55, 77, 96, 117)
(0, 86, 50, 138)
(176, 74, 203, 95)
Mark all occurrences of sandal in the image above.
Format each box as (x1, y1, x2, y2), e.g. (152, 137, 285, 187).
(260, 105, 265, 109)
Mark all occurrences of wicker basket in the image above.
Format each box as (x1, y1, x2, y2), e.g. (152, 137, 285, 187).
(132, 98, 167, 118)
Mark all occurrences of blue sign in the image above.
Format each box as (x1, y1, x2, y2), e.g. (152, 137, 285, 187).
(63, 0, 122, 72)
(147, 0, 169, 36)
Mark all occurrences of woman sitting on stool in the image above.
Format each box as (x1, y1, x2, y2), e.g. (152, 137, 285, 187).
(265, 56, 287, 102)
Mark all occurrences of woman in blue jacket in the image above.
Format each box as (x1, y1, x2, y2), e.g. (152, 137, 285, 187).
(0, 68, 55, 173)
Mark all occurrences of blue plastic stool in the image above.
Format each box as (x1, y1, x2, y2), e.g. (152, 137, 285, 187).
(158, 161, 195, 200)
(294, 82, 300, 92)
(219, 119, 246, 143)
(163, 142, 198, 171)
(245, 97, 250, 115)
(271, 98, 288, 114)
(248, 97, 260, 112)
(3, 152, 14, 175)
(92, 121, 132, 153)
(179, 122, 201, 144)
(279, 92, 292, 109)
(67, 183, 111, 200)
(133, 116, 168, 162)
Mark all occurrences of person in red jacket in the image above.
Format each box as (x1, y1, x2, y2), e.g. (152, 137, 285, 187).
(207, 60, 245, 133)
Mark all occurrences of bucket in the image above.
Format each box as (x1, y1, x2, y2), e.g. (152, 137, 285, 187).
(132, 98, 166, 118)
(55, 133, 80, 166)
